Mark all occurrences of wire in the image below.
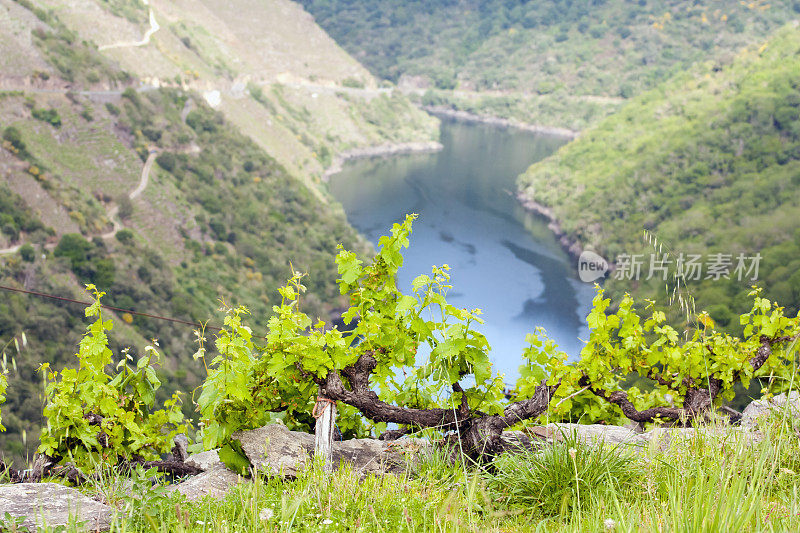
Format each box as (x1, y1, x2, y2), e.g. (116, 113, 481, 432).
(0, 284, 523, 380)
(0, 283, 223, 332)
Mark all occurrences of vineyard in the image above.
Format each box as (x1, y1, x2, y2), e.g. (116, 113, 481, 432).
(1, 216, 799, 530)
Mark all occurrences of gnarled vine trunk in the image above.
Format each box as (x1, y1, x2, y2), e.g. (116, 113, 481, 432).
(315, 351, 556, 460)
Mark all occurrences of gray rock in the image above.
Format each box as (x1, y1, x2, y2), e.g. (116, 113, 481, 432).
(0, 482, 114, 531)
(166, 465, 243, 502)
(168, 428, 419, 501)
(331, 438, 407, 476)
(185, 449, 221, 471)
(166, 425, 433, 502)
(499, 430, 541, 452)
(235, 424, 425, 478)
(542, 422, 763, 450)
(548, 423, 642, 445)
(172, 434, 190, 462)
(233, 423, 313, 477)
(640, 426, 763, 450)
(741, 392, 800, 428)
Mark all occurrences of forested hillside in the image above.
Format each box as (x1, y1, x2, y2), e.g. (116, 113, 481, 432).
(302, 0, 800, 129)
(0, 0, 436, 463)
(302, 0, 798, 94)
(518, 24, 800, 328)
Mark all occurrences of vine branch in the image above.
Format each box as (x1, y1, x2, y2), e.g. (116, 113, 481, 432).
(582, 335, 793, 424)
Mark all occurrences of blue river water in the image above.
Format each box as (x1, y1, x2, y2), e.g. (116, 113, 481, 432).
(328, 118, 594, 381)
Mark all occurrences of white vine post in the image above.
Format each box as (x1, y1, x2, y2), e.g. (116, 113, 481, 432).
(314, 396, 337, 472)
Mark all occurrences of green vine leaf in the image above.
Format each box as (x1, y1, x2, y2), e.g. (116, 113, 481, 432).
(219, 438, 251, 476)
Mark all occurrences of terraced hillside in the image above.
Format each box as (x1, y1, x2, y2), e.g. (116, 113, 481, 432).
(8, 0, 439, 188)
(0, 0, 438, 464)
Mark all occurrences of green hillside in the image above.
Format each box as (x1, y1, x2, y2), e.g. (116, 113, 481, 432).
(518, 24, 800, 327)
(301, 0, 798, 94)
(26, 0, 439, 188)
(0, 85, 370, 461)
(301, 0, 799, 128)
(0, 0, 436, 464)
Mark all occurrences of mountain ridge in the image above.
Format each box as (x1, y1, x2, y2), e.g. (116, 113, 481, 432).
(301, 0, 800, 129)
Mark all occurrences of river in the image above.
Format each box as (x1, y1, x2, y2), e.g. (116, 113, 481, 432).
(328, 118, 594, 381)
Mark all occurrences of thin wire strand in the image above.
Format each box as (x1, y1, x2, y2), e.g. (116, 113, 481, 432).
(0, 283, 223, 333)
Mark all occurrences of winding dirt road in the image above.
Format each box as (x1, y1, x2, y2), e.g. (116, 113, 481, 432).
(98, 1, 160, 52)
(0, 149, 157, 255)
(129, 149, 156, 200)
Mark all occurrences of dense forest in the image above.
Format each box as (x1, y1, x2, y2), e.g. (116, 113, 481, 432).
(300, 0, 800, 132)
(300, 0, 800, 94)
(519, 24, 800, 329)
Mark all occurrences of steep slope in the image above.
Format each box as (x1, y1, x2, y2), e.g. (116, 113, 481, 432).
(301, 0, 799, 129)
(518, 24, 800, 327)
(0, 87, 369, 462)
(30, 0, 439, 188)
(0, 0, 407, 463)
(0, 0, 54, 80)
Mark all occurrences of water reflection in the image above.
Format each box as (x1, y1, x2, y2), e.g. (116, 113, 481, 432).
(328, 118, 593, 380)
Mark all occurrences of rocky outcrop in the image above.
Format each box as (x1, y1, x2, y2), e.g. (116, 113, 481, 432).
(0, 483, 114, 531)
(740, 392, 800, 428)
(185, 449, 221, 471)
(232, 424, 425, 477)
(329, 437, 410, 476)
(167, 465, 243, 502)
(541, 422, 763, 450)
(168, 424, 428, 501)
(233, 424, 314, 477)
(547, 423, 642, 444)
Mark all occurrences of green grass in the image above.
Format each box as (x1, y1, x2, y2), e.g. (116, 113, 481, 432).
(24, 407, 799, 532)
(488, 430, 644, 518)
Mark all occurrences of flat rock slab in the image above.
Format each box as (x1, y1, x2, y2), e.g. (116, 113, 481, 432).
(185, 449, 221, 471)
(0, 482, 113, 531)
(233, 423, 415, 477)
(641, 426, 763, 449)
(171, 424, 413, 501)
(166, 465, 243, 502)
(535, 423, 763, 451)
(331, 437, 407, 476)
(547, 423, 642, 444)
